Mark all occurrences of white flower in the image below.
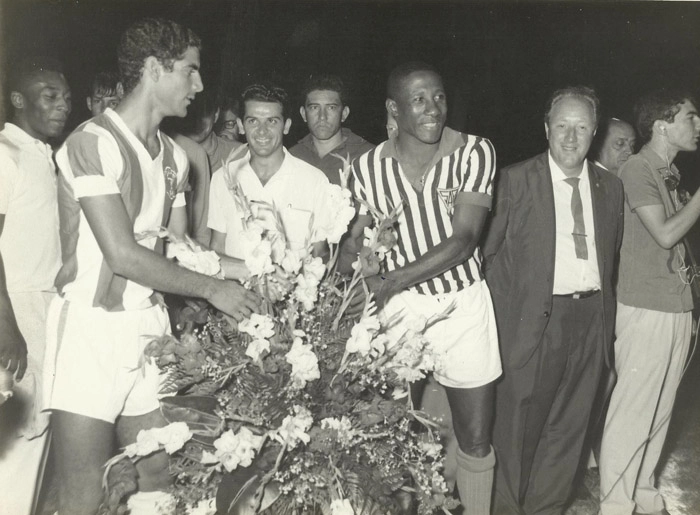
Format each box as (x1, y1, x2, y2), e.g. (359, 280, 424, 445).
(155, 422, 193, 454)
(167, 240, 221, 276)
(302, 255, 326, 283)
(246, 338, 270, 361)
(330, 498, 355, 515)
(124, 428, 160, 458)
(274, 406, 313, 448)
(313, 184, 356, 244)
(245, 239, 275, 277)
(321, 416, 356, 445)
(206, 427, 264, 472)
(345, 315, 381, 357)
(294, 273, 320, 311)
(363, 226, 378, 247)
(239, 314, 276, 340)
(285, 337, 320, 387)
(280, 248, 305, 275)
(186, 498, 216, 515)
(418, 440, 443, 458)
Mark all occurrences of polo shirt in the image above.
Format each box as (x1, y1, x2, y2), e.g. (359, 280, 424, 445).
(617, 144, 693, 313)
(351, 127, 495, 295)
(290, 128, 374, 186)
(54, 108, 189, 311)
(0, 123, 61, 293)
(208, 148, 329, 258)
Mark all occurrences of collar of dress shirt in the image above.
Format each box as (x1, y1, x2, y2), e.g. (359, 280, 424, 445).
(548, 151, 589, 184)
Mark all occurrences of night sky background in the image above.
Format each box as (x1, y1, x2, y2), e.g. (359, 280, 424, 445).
(2, 0, 700, 178)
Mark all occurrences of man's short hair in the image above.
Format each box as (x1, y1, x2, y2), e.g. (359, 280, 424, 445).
(219, 95, 241, 118)
(386, 61, 441, 101)
(90, 70, 120, 98)
(8, 56, 64, 95)
(300, 74, 348, 106)
(117, 17, 201, 95)
(544, 86, 600, 126)
(241, 83, 290, 119)
(634, 88, 697, 143)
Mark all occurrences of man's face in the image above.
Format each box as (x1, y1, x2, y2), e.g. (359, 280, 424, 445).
(239, 100, 291, 158)
(157, 46, 203, 117)
(219, 109, 240, 141)
(598, 120, 636, 173)
(545, 96, 597, 176)
(389, 71, 447, 145)
(663, 100, 700, 153)
(300, 89, 348, 141)
(15, 70, 72, 142)
(87, 91, 120, 117)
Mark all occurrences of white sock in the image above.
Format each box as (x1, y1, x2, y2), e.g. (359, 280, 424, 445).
(455, 446, 496, 515)
(126, 490, 175, 515)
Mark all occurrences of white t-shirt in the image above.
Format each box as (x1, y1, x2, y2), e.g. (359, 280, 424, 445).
(0, 123, 60, 293)
(208, 148, 329, 259)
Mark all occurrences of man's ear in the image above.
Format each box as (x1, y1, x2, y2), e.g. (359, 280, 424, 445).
(284, 118, 292, 135)
(10, 91, 24, 110)
(299, 106, 307, 123)
(86, 97, 93, 112)
(386, 99, 397, 118)
(116, 81, 124, 99)
(144, 56, 161, 82)
(544, 122, 550, 140)
(213, 107, 220, 125)
(236, 117, 245, 135)
(341, 106, 350, 123)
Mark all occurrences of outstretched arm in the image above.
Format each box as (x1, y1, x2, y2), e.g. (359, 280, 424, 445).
(0, 215, 27, 380)
(368, 195, 489, 309)
(81, 194, 260, 320)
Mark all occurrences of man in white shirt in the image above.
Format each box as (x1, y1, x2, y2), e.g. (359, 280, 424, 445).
(484, 87, 624, 514)
(0, 56, 71, 515)
(208, 83, 329, 278)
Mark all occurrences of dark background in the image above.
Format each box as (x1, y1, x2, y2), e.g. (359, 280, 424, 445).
(2, 0, 700, 175)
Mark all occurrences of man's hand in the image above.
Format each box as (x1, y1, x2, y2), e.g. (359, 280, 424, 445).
(207, 280, 261, 322)
(0, 308, 27, 381)
(365, 274, 400, 311)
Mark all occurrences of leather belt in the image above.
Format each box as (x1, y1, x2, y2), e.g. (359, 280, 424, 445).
(553, 290, 600, 300)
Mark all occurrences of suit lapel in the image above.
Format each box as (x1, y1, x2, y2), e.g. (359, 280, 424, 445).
(588, 163, 607, 282)
(534, 153, 557, 277)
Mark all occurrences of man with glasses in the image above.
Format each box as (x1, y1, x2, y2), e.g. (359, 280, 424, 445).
(599, 90, 700, 515)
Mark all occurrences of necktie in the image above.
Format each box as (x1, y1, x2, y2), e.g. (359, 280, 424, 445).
(565, 177, 588, 260)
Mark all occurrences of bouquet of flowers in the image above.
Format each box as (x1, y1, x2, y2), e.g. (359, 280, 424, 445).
(103, 155, 458, 515)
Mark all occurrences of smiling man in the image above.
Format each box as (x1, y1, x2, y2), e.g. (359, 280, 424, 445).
(0, 55, 70, 515)
(208, 83, 329, 277)
(347, 62, 501, 514)
(290, 75, 373, 186)
(599, 90, 700, 515)
(44, 18, 259, 515)
(483, 86, 624, 514)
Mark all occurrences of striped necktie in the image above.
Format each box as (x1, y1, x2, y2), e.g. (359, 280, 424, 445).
(565, 177, 588, 260)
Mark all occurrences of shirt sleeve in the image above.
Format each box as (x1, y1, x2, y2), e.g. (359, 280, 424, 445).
(351, 153, 371, 216)
(172, 143, 190, 209)
(458, 137, 496, 209)
(56, 130, 122, 199)
(620, 158, 662, 211)
(0, 149, 18, 215)
(207, 169, 227, 233)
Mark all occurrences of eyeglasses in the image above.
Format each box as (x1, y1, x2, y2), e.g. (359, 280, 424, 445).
(222, 120, 237, 129)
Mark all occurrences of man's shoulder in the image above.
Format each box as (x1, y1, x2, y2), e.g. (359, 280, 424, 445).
(342, 129, 375, 156)
(285, 150, 328, 183)
(502, 152, 547, 175)
(0, 132, 21, 164)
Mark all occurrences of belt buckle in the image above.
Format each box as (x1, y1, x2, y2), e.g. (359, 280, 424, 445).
(572, 292, 582, 300)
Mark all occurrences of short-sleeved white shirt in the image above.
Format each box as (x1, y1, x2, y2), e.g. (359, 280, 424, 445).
(208, 148, 329, 259)
(0, 123, 61, 293)
(54, 109, 189, 311)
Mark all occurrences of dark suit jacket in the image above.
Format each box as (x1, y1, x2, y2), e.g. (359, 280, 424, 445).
(483, 152, 624, 369)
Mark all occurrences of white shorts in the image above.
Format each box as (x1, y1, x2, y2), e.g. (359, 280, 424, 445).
(381, 280, 501, 389)
(43, 297, 168, 423)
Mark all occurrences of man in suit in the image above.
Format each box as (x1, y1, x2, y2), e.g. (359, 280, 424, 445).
(483, 86, 624, 515)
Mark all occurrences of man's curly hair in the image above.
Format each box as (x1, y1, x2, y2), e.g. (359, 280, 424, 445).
(634, 88, 697, 143)
(117, 18, 201, 95)
(241, 83, 290, 119)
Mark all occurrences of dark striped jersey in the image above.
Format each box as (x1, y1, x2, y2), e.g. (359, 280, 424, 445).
(352, 127, 495, 295)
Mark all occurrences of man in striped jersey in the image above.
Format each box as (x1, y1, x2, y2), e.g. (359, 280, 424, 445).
(484, 87, 624, 515)
(349, 62, 501, 514)
(44, 19, 259, 515)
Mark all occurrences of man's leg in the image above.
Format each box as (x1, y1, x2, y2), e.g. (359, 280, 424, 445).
(445, 382, 495, 515)
(52, 410, 114, 515)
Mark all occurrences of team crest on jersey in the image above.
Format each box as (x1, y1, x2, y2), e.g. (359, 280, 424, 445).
(164, 166, 177, 200)
(437, 187, 459, 215)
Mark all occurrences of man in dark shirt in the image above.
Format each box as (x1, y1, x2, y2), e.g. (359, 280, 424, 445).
(290, 74, 373, 185)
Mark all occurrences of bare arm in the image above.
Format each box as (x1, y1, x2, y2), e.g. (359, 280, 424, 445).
(0, 215, 27, 380)
(209, 229, 251, 281)
(370, 196, 490, 308)
(81, 194, 260, 320)
(634, 194, 700, 249)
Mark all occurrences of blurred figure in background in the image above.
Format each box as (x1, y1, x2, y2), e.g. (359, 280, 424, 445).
(85, 70, 122, 118)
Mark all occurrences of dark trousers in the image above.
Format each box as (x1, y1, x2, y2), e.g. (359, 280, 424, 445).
(493, 294, 605, 515)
